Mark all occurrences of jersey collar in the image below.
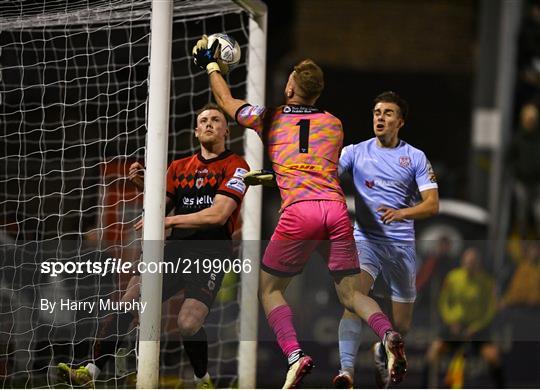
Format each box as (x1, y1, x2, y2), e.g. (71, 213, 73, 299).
(197, 149, 233, 164)
(374, 138, 405, 149)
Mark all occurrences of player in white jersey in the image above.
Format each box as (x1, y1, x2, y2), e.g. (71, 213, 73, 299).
(333, 91, 439, 388)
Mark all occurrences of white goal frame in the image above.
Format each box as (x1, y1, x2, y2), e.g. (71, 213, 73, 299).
(138, 0, 267, 388)
(136, 0, 172, 388)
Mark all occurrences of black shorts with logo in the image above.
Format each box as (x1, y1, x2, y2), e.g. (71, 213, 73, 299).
(160, 240, 232, 308)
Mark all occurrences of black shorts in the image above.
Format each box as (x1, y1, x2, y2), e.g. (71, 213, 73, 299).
(160, 240, 232, 308)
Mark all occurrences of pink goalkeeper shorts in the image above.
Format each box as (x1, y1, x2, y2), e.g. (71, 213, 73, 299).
(261, 200, 360, 277)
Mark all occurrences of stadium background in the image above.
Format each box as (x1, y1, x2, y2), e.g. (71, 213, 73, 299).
(0, 0, 538, 388)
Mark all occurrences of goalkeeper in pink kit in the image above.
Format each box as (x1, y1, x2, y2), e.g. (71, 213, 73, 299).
(193, 36, 407, 388)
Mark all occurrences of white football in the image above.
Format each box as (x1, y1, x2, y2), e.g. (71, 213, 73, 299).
(207, 33, 241, 69)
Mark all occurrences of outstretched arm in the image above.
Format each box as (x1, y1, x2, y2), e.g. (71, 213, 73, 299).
(208, 71, 248, 120)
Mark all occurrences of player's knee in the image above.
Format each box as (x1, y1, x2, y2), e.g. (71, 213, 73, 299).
(337, 290, 355, 312)
(177, 314, 203, 337)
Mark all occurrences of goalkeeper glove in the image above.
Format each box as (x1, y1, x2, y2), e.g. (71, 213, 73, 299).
(192, 35, 229, 75)
(243, 169, 277, 187)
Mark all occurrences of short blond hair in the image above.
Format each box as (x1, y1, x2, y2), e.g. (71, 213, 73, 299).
(292, 59, 324, 100)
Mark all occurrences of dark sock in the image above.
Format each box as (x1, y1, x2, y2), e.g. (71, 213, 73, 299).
(183, 327, 208, 378)
(163, 340, 183, 367)
(93, 311, 134, 370)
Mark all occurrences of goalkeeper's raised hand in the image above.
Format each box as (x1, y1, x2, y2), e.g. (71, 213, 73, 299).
(192, 35, 228, 75)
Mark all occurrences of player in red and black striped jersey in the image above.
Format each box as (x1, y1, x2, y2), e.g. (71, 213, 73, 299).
(163, 148, 248, 242)
(58, 103, 249, 388)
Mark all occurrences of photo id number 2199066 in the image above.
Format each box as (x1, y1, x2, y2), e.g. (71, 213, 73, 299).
(180, 258, 252, 274)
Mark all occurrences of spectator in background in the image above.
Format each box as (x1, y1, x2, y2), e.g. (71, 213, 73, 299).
(498, 241, 540, 386)
(422, 248, 505, 388)
(416, 236, 456, 295)
(500, 241, 540, 308)
(509, 102, 540, 238)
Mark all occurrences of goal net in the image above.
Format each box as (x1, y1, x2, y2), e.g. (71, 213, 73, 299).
(0, 1, 263, 388)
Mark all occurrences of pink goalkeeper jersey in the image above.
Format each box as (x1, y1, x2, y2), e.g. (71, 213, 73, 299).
(236, 104, 346, 210)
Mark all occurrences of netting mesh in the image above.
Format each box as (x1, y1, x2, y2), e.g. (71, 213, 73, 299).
(0, 0, 251, 387)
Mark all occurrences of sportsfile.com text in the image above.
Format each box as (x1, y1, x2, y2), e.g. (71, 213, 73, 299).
(40, 257, 253, 277)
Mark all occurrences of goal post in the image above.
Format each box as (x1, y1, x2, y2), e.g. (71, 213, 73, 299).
(135, 1, 267, 388)
(237, 1, 267, 388)
(136, 0, 172, 388)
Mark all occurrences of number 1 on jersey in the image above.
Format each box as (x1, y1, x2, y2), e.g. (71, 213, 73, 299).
(296, 119, 310, 153)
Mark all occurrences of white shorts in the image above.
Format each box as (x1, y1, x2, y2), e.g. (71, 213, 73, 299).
(357, 240, 417, 303)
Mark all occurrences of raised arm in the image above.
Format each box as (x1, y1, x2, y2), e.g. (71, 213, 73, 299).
(208, 72, 247, 120)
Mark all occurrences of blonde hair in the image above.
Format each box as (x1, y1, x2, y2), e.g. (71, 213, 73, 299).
(292, 59, 324, 100)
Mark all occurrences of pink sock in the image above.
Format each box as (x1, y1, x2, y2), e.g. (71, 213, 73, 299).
(267, 305, 301, 358)
(367, 312, 393, 341)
